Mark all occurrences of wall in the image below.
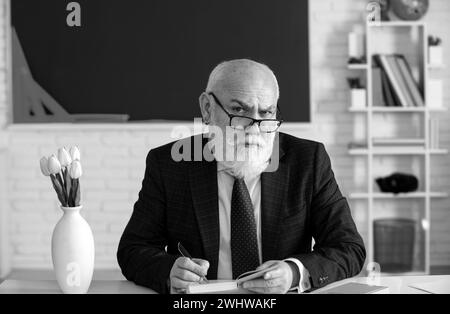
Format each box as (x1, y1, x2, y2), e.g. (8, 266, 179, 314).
(0, 0, 449, 272)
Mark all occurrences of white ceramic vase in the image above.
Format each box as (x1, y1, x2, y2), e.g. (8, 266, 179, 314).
(51, 205, 95, 294)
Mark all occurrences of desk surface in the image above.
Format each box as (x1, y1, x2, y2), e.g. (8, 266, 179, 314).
(310, 275, 450, 294)
(0, 279, 156, 294)
(1, 274, 449, 294)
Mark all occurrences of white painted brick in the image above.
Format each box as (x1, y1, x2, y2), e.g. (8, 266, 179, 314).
(12, 200, 55, 212)
(109, 224, 127, 233)
(84, 168, 129, 179)
(84, 191, 130, 202)
(102, 201, 133, 212)
(81, 179, 106, 189)
(101, 135, 146, 147)
(94, 233, 122, 245)
(105, 180, 140, 191)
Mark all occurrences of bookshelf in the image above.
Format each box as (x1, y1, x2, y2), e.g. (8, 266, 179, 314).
(348, 20, 447, 275)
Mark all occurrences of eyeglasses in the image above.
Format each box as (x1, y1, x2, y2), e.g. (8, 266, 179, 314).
(208, 92, 283, 133)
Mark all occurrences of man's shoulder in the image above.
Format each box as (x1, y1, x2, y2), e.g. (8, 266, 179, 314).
(279, 132, 323, 156)
(146, 134, 205, 161)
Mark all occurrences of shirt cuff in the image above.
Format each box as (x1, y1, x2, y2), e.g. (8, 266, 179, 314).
(284, 258, 311, 293)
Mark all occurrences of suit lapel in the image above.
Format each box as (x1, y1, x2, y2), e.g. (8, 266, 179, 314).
(261, 134, 288, 262)
(189, 149, 220, 279)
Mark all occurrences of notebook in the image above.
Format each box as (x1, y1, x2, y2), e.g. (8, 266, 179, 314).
(317, 282, 390, 294)
(186, 265, 279, 294)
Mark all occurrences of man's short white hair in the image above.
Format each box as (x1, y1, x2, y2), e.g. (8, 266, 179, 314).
(206, 59, 280, 101)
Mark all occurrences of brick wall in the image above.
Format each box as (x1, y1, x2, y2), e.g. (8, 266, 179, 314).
(0, 0, 449, 272)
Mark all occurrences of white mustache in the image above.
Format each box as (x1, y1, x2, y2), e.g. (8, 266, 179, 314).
(226, 136, 266, 147)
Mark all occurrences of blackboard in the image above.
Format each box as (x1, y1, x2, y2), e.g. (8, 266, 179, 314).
(12, 0, 310, 122)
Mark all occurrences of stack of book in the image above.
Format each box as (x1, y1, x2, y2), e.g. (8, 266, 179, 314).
(373, 54, 424, 107)
(372, 138, 426, 152)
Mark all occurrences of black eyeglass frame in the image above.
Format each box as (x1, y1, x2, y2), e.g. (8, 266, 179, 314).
(207, 92, 283, 133)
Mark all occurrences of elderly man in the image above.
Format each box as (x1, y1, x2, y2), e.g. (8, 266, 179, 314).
(117, 59, 366, 294)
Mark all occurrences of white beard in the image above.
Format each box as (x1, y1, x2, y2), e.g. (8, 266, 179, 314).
(208, 128, 275, 179)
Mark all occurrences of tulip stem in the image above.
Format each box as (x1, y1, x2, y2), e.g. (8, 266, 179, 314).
(50, 174, 67, 206)
(75, 179, 80, 207)
(64, 168, 73, 207)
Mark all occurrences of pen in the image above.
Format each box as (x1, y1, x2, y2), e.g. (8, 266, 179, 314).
(177, 242, 209, 284)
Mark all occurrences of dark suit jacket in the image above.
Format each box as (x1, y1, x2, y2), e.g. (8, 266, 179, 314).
(117, 132, 366, 294)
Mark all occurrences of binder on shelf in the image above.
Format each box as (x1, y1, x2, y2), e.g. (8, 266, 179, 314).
(373, 55, 409, 107)
(372, 67, 385, 107)
(380, 67, 401, 107)
(373, 56, 401, 107)
(396, 55, 425, 107)
(386, 55, 415, 107)
(372, 138, 426, 146)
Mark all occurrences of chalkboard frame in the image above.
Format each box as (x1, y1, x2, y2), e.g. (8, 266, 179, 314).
(6, 0, 314, 127)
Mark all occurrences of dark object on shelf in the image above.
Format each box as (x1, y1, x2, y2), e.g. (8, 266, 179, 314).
(391, 0, 429, 21)
(379, 0, 391, 21)
(347, 77, 364, 89)
(428, 36, 442, 47)
(376, 173, 419, 194)
(348, 57, 366, 64)
(374, 219, 416, 273)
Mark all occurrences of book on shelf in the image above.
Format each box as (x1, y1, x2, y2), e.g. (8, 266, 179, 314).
(372, 138, 426, 146)
(373, 54, 424, 108)
(372, 67, 386, 107)
(349, 144, 426, 152)
(374, 54, 410, 107)
(379, 65, 401, 107)
(395, 55, 425, 107)
(186, 265, 278, 294)
(373, 145, 426, 152)
(386, 55, 416, 107)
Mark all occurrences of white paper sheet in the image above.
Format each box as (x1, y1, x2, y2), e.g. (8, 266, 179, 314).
(409, 280, 450, 294)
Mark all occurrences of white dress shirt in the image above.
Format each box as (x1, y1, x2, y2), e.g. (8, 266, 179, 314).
(216, 164, 311, 293)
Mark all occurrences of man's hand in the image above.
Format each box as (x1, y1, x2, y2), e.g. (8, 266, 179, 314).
(242, 260, 294, 294)
(169, 257, 209, 294)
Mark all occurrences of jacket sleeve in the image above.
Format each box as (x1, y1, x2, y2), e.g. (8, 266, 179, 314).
(117, 149, 178, 294)
(292, 143, 366, 290)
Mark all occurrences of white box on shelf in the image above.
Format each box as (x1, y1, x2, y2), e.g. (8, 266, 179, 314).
(429, 118, 440, 149)
(348, 32, 365, 60)
(351, 89, 367, 109)
(428, 46, 443, 66)
(427, 80, 443, 109)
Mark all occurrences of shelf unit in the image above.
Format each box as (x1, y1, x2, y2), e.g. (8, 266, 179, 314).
(348, 20, 447, 275)
(349, 107, 447, 113)
(349, 192, 448, 200)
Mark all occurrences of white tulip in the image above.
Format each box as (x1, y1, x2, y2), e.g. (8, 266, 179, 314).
(39, 157, 51, 176)
(58, 147, 72, 167)
(48, 155, 62, 175)
(69, 146, 81, 161)
(69, 160, 83, 179)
